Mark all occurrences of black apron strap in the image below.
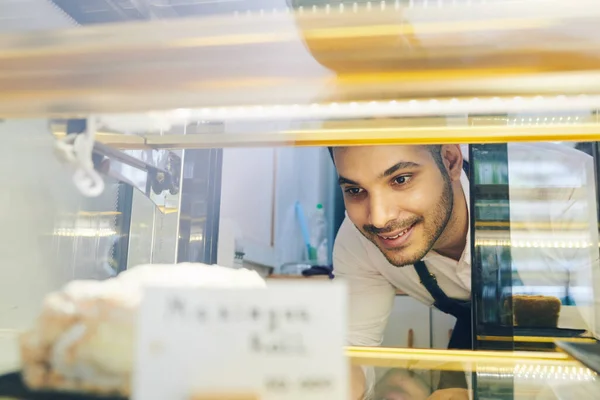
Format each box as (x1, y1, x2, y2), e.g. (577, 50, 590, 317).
(413, 261, 471, 321)
(413, 260, 472, 390)
(413, 261, 472, 350)
(413, 260, 449, 303)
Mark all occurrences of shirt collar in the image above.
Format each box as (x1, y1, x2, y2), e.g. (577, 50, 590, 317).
(422, 170, 471, 265)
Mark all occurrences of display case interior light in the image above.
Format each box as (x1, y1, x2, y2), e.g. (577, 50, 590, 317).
(53, 228, 118, 238)
(478, 364, 597, 381)
(475, 239, 596, 249)
(189, 234, 204, 242)
(78, 94, 600, 149)
(250, 1, 406, 16)
(514, 364, 596, 381)
(167, 95, 600, 123)
(53, 217, 119, 238)
(288, 0, 508, 14)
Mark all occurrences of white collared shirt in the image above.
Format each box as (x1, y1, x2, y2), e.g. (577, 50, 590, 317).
(333, 143, 600, 347)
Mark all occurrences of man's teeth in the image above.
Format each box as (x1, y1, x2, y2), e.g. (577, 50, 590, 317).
(382, 227, 410, 240)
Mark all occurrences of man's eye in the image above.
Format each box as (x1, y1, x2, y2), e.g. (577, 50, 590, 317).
(393, 175, 412, 185)
(344, 187, 364, 196)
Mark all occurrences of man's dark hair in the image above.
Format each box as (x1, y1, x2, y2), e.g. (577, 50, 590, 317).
(328, 145, 445, 172)
(427, 145, 445, 172)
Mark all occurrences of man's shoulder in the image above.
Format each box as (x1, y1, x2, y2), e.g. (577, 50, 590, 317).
(333, 217, 377, 271)
(336, 216, 359, 238)
(508, 142, 592, 164)
(506, 143, 595, 223)
(335, 217, 367, 253)
(507, 143, 592, 196)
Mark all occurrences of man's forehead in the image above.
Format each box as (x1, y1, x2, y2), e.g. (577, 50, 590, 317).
(332, 145, 429, 161)
(333, 145, 431, 183)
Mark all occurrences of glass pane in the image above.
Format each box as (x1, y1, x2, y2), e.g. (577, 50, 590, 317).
(349, 348, 599, 400)
(471, 143, 515, 351)
(3, 1, 600, 398)
(471, 141, 600, 350)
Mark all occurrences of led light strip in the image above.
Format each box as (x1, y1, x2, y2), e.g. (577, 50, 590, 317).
(233, 1, 408, 16)
(189, 234, 204, 242)
(53, 228, 117, 237)
(476, 116, 586, 125)
(170, 95, 600, 123)
(478, 364, 597, 381)
(475, 239, 596, 248)
(235, 0, 553, 16)
(297, 1, 409, 14)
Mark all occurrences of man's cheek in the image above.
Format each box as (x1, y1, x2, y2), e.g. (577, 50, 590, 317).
(407, 195, 438, 223)
(345, 204, 365, 225)
(409, 186, 438, 210)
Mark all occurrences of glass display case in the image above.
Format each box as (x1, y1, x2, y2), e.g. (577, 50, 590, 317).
(348, 346, 600, 400)
(471, 141, 599, 351)
(0, 0, 600, 398)
(0, 346, 598, 399)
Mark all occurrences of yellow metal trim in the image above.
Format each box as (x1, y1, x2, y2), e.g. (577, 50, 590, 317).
(346, 346, 571, 360)
(345, 346, 583, 370)
(143, 124, 600, 149)
(0, 12, 564, 59)
(478, 335, 597, 344)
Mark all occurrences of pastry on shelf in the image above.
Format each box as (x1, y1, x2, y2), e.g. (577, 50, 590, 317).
(19, 263, 266, 396)
(512, 294, 562, 328)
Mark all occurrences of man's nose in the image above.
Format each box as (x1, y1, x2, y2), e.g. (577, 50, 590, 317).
(368, 193, 399, 229)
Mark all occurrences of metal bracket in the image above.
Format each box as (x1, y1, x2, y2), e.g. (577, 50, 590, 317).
(60, 118, 181, 209)
(92, 142, 181, 204)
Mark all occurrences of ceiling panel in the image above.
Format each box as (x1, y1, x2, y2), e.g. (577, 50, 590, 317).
(50, 0, 291, 24)
(50, 0, 146, 24)
(0, 0, 76, 32)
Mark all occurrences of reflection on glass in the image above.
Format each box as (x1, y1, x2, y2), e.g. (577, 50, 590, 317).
(472, 141, 600, 351)
(362, 352, 599, 400)
(472, 144, 515, 351)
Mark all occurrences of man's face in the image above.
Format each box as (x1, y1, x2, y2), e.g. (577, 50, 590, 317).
(334, 145, 453, 267)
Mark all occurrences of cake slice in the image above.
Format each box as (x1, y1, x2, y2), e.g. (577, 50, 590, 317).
(20, 263, 266, 396)
(512, 294, 562, 328)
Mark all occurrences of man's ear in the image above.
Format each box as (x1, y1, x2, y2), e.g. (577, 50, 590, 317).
(441, 144, 464, 181)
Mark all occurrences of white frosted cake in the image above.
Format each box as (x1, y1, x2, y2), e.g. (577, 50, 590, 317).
(19, 263, 266, 395)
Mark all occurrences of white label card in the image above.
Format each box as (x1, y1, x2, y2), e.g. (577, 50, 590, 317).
(132, 282, 348, 400)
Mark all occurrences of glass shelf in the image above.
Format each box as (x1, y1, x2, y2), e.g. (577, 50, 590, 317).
(50, 117, 600, 149)
(348, 346, 599, 400)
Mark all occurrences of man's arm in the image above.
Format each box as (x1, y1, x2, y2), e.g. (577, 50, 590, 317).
(333, 218, 396, 399)
(350, 363, 367, 400)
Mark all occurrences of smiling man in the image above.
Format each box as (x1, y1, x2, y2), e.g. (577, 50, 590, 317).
(333, 144, 472, 351)
(330, 143, 599, 400)
(339, 146, 465, 265)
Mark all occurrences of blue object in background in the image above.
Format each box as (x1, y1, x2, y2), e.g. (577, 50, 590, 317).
(295, 201, 312, 260)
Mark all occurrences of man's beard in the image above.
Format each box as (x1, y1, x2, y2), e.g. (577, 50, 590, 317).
(359, 174, 454, 267)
